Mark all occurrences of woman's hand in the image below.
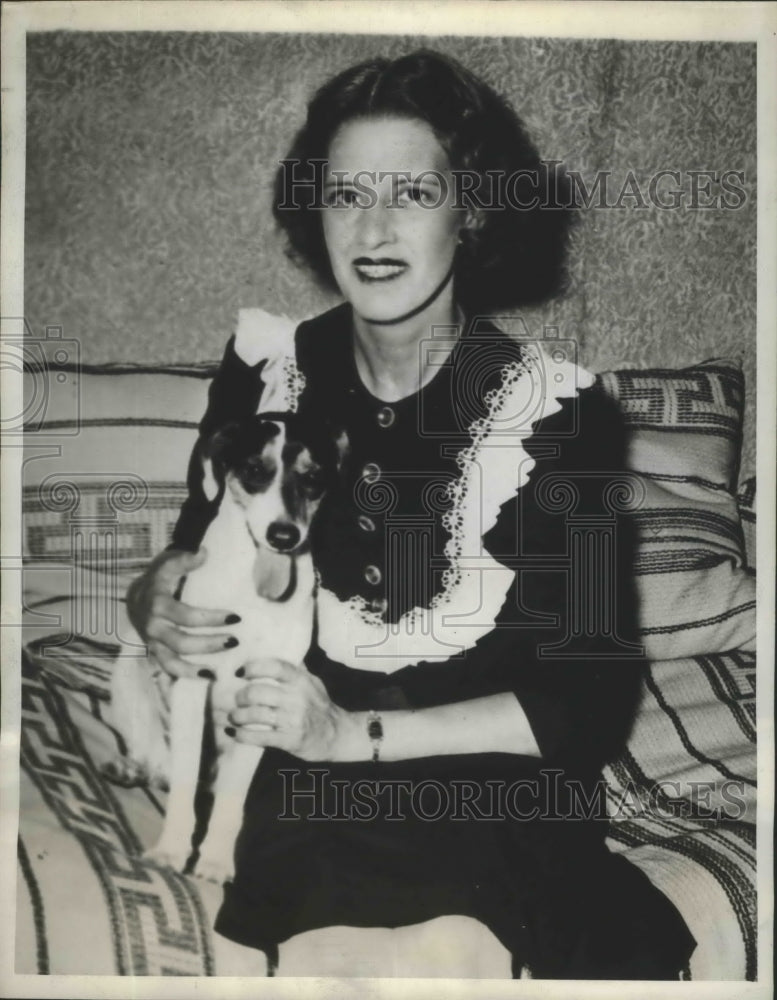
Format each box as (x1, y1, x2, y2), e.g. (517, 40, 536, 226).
(127, 548, 238, 679)
(231, 673, 543, 763)
(229, 658, 356, 762)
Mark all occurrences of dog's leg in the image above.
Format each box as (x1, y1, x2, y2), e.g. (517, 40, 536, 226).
(104, 650, 170, 790)
(146, 676, 209, 872)
(195, 741, 265, 884)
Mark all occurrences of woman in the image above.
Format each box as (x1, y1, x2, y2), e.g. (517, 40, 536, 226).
(128, 50, 696, 978)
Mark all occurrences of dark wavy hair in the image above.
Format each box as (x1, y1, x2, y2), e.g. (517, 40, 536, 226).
(272, 49, 574, 313)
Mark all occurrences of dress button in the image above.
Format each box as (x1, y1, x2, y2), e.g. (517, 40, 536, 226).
(369, 596, 388, 615)
(357, 515, 376, 532)
(362, 462, 381, 484)
(376, 406, 395, 428)
(364, 565, 382, 586)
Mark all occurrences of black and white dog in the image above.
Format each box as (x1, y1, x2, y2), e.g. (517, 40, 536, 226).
(106, 412, 344, 883)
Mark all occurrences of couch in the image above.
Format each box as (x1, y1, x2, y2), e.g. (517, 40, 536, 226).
(15, 333, 757, 978)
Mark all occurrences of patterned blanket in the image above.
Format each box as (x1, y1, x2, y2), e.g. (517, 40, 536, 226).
(16, 633, 756, 979)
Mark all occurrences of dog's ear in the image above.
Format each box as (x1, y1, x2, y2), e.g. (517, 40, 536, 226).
(333, 428, 349, 472)
(198, 422, 240, 502)
(201, 456, 220, 502)
(202, 422, 241, 461)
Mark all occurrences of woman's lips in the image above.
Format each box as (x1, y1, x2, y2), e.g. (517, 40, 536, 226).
(353, 257, 408, 282)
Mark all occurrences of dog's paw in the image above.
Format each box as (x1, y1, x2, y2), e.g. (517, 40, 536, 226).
(101, 756, 170, 792)
(193, 853, 234, 885)
(144, 841, 192, 874)
(101, 756, 147, 788)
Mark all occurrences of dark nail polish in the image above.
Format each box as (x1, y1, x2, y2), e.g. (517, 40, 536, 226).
(224, 726, 236, 738)
(198, 669, 215, 680)
(224, 614, 241, 625)
(235, 666, 245, 678)
(224, 636, 239, 649)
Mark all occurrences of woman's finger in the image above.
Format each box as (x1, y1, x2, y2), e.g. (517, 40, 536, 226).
(242, 658, 298, 683)
(231, 724, 293, 753)
(234, 680, 283, 709)
(230, 704, 281, 728)
(150, 641, 200, 680)
(154, 547, 207, 584)
(149, 591, 235, 630)
(167, 600, 238, 629)
(150, 620, 235, 656)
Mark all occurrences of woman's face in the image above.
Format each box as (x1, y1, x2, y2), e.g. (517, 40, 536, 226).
(321, 115, 464, 325)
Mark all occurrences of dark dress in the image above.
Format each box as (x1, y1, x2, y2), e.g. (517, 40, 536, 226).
(172, 303, 696, 978)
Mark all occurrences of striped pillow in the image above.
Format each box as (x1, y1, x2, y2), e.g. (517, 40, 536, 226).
(22, 363, 213, 571)
(736, 477, 756, 571)
(598, 359, 755, 659)
(603, 651, 756, 822)
(602, 648, 757, 980)
(21, 363, 214, 651)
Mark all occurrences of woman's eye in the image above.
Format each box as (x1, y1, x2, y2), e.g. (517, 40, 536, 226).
(324, 187, 361, 208)
(397, 184, 437, 207)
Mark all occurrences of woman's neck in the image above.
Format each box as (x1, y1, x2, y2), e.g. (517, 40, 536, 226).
(352, 296, 462, 403)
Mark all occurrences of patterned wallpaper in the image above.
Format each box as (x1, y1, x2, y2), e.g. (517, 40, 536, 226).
(25, 33, 757, 473)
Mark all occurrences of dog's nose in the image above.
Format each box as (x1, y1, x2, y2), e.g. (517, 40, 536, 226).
(266, 522, 301, 552)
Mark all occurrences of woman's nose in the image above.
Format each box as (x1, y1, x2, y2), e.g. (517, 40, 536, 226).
(356, 200, 395, 247)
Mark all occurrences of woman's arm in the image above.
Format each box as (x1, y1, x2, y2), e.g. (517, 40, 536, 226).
(480, 383, 646, 772)
(341, 695, 542, 761)
(229, 657, 540, 761)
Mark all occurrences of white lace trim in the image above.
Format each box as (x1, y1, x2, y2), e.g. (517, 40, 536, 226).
(317, 342, 595, 673)
(234, 307, 306, 413)
(282, 355, 307, 412)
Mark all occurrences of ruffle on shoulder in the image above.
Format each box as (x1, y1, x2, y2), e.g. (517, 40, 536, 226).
(234, 307, 306, 412)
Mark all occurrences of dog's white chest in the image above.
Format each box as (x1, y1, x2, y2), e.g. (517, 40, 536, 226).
(181, 551, 316, 672)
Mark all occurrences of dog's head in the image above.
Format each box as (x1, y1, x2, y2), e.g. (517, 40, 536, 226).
(199, 412, 347, 556)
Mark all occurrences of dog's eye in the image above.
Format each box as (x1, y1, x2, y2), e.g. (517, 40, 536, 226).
(299, 470, 325, 499)
(238, 458, 276, 492)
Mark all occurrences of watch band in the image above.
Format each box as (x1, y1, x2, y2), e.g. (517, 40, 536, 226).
(367, 710, 384, 762)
